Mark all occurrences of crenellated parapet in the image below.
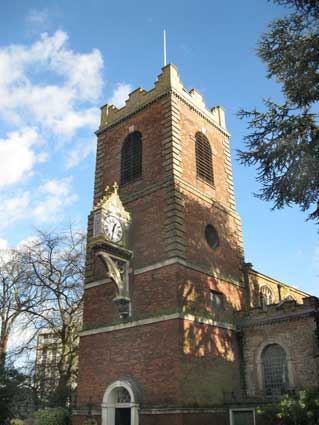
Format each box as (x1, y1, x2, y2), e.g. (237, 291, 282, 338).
(98, 64, 227, 133)
(236, 296, 319, 328)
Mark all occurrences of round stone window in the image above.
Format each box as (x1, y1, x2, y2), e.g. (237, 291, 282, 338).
(205, 224, 219, 249)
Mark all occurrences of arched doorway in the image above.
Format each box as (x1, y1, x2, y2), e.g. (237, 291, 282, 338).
(102, 380, 139, 425)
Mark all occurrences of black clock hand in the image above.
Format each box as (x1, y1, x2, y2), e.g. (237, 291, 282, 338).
(112, 223, 116, 238)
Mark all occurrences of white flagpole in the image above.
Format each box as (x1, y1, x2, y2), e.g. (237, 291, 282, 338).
(163, 30, 167, 66)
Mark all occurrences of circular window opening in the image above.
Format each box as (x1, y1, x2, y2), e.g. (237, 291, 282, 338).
(205, 224, 219, 249)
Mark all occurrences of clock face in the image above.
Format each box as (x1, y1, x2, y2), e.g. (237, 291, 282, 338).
(104, 216, 123, 243)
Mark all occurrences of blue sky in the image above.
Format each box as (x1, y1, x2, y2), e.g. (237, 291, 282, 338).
(0, 0, 318, 296)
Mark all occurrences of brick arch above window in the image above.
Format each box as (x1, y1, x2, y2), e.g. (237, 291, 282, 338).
(255, 339, 294, 393)
(195, 131, 214, 186)
(120, 131, 142, 185)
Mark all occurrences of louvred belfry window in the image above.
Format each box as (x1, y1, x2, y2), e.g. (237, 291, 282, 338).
(121, 131, 142, 185)
(195, 132, 214, 185)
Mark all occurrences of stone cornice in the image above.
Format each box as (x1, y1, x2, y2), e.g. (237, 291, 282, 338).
(238, 308, 315, 329)
(84, 256, 244, 289)
(134, 257, 244, 287)
(79, 312, 236, 337)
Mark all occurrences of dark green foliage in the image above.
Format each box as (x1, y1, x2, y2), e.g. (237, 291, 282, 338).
(273, 0, 319, 19)
(257, 388, 319, 424)
(0, 367, 28, 423)
(34, 408, 70, 425)
(238, 0, 319, 223)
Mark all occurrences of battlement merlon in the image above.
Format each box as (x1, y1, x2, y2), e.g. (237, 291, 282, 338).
(97, 64, 227, 134)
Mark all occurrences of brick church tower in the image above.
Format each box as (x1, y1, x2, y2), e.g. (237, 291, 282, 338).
(74, 64, 249, 425)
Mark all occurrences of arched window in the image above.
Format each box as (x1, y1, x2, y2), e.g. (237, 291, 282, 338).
(195, 132, 214, 185)
(121, 131, 142, 185)
(260, 285, 273, 307)
(261, 344, 289, 395)
(285, 294, 295, 301)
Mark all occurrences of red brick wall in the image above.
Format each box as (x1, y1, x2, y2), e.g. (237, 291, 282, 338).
(183, 191, 243, 282)
(179, 267, 245, 320)
(179, 101, 231, 207)
(83, 263, 245, 330)
(125, 188, 167, 268)
(95, 100, 168, 205)
(76, 317, 240, 413)
(181, 321, 241, 404)
(82, 282, 118, 329)
(76, 319, 181, 408)
(83, 264, 180, 329)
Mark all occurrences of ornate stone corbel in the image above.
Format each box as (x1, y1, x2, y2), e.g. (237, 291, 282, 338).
(96, 251, 130, 318)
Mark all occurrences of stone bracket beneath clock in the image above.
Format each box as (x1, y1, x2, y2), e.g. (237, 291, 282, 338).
(95, 250, 131, 318)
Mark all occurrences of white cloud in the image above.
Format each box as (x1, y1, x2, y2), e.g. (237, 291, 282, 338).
(17, 235, 40, 251)
(26, 8, 49, 27)
(0, 31, 133, 238)
(0, 31, 103, 138)
(37, 152, 48, 163)
(33, 177, 78, 222)
(40, 177, 72, 197)
(0, 239, 8, 250)
(8, 317, 36, 351)
(0, 238, 10, 265)
(53, 107, 99, 139)
(108, 83, 132, 108)
(66, 139, 96, 169)
(0, 192, 30, 230)
(0, 128, 44, 187)
(0, 177, 77, 230)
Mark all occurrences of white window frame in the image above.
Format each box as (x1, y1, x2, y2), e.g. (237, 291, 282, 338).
(229, 408, 256, 425)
